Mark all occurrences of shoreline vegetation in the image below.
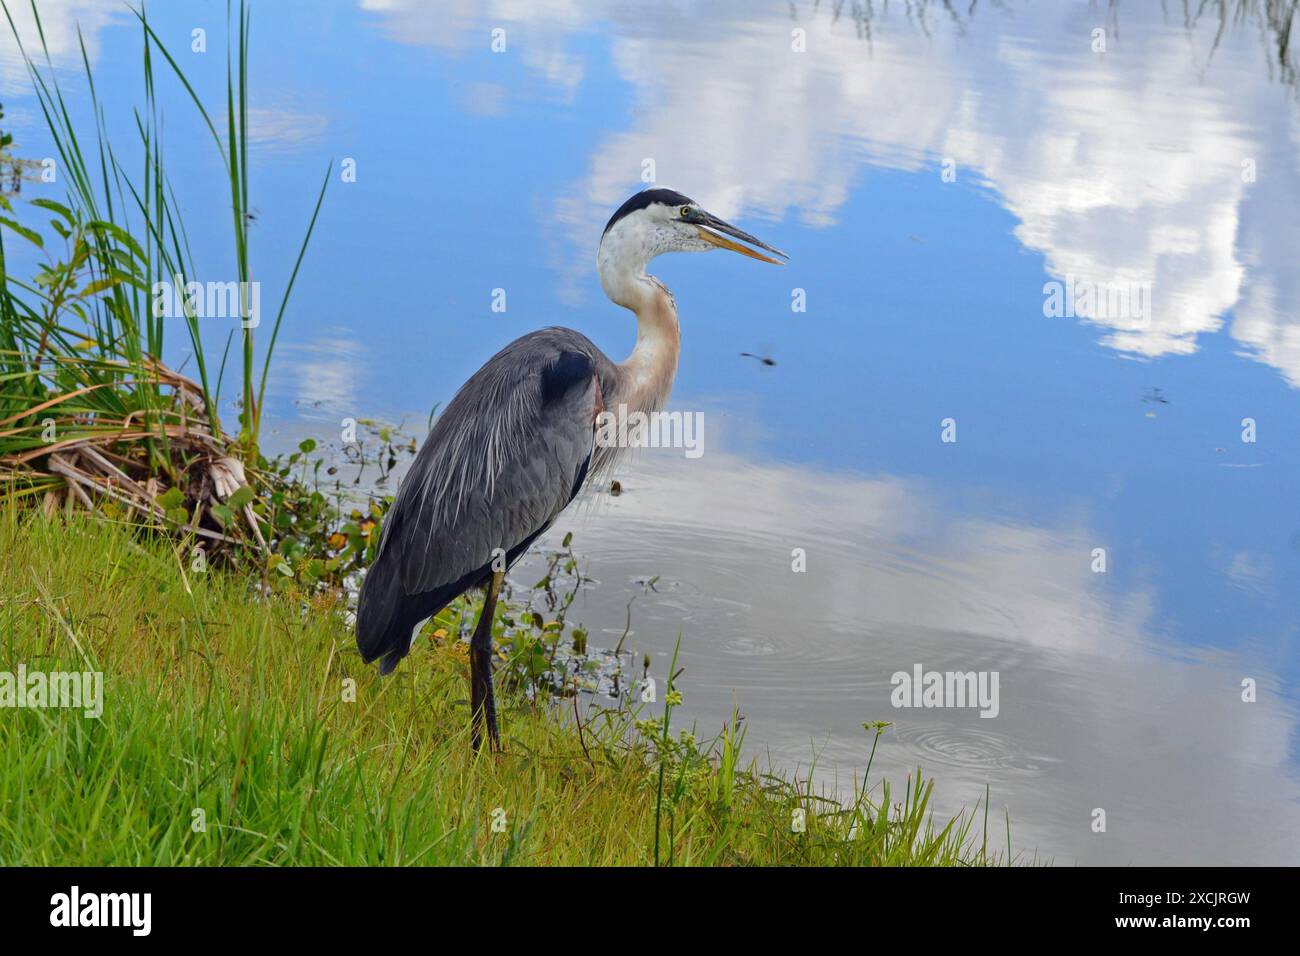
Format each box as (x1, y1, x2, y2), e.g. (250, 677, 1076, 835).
(1, 513, 1001, 866)
(0, 4, 1003, 865)
(0, 2, 335, 579)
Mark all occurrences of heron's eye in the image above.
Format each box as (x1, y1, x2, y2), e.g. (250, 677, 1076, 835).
(680, 206, 691, 218)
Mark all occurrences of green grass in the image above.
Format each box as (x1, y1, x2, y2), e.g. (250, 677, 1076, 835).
(0, 512, 998, 866)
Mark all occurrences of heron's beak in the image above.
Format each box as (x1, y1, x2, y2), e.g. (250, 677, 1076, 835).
(695, 212, 788, 265)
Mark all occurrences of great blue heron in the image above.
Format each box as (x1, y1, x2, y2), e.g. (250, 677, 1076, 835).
(355, 187, 786, 750)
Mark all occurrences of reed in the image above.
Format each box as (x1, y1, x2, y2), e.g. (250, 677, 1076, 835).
(0, 0, 328, 558)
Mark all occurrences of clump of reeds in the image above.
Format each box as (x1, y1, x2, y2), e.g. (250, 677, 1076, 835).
(0, 0, 327, 563)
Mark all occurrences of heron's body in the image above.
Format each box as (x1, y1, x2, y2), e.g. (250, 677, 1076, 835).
(357, 326, 617, 676)
(356, 187, 785, 750)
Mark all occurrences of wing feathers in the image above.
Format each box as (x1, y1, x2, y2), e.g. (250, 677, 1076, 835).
(356, 329, 611, 670)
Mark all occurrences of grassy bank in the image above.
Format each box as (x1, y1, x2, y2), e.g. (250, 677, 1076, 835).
(0, 512, 994, 866)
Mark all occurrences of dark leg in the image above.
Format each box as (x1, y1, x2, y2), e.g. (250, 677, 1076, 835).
(469, 569, 505, 752)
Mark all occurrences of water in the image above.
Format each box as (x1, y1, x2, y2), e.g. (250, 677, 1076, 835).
(4, 0, 1299, 864)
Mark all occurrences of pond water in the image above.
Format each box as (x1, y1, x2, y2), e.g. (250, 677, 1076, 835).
(4, 0, 1299, 864)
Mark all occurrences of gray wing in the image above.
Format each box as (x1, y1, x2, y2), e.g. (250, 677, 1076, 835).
(356, 327, 614, 672)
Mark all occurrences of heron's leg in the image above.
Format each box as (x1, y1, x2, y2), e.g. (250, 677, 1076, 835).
(469, 569, 505, 752)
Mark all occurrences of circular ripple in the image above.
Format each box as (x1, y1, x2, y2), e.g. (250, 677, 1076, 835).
(723, 636, 779, 657)
(890, 724, 1055, 778)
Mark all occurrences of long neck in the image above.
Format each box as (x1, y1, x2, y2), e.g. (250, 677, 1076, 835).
(617, 278, 680, 413)
(598, 240, 681, 414)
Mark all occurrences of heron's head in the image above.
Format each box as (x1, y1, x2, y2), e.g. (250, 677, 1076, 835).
(597, 188, 787, 307)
